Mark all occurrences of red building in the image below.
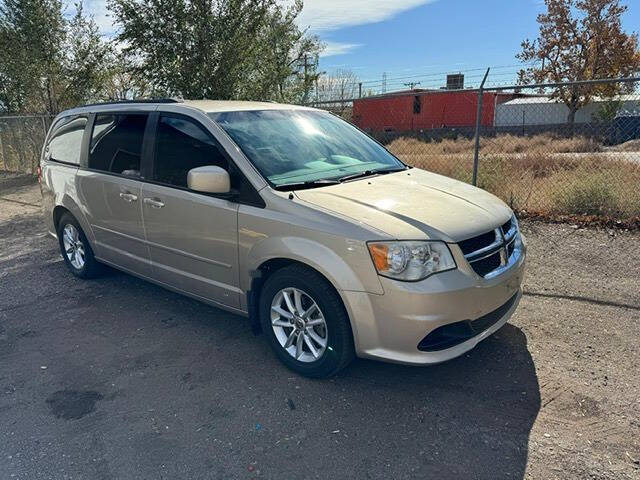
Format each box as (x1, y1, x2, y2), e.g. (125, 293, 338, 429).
(353, 89, 517, 133)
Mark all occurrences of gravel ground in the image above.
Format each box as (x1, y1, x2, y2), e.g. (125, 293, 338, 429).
(1, 182, 639, 480)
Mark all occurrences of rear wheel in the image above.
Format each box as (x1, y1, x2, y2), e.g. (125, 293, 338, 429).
(259, 265, 354, 378)
(57, 213, 103, 279)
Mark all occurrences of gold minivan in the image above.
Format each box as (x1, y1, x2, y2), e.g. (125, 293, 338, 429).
(40, 99, 526, 377)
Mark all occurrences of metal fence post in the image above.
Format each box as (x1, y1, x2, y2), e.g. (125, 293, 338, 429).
(0, 126, 5, 171)
(472, 68, 490, 186)
(35, 115, 48, 173)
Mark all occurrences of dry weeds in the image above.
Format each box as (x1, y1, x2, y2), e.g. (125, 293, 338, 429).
(387, 133, 605, 156)
(607, 139, 640, 152)
(386, 135, 640, 219)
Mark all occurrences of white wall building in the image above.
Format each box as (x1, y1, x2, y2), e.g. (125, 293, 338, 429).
(494, 95, 640, 126)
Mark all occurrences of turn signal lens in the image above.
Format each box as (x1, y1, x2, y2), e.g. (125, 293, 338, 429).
(367, 240, 456, 281)
(369, 243, 389, 271)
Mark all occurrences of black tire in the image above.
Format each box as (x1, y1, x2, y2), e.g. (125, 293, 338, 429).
(57, 212, 103, 279)
(259, 264, 354, 378)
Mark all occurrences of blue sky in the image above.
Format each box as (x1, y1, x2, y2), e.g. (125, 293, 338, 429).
(84, 0, 640, 92)
(298, 0, 640, 92)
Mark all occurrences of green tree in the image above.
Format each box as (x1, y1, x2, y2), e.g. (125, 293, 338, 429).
(60, 3, 112, 108)
(517, 0, 640, 125)
(247, 1, 322, 102)
(595, 99, 623, 122)
(102, 53, 153, 101)
(0, 0, 113, 113)
(0, 0, 65, 112)
(107, 0, 322, 101)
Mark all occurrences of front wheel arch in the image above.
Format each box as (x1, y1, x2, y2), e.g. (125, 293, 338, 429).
(249, 258, 349, 336)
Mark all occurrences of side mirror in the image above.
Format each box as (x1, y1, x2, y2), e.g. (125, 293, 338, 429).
(187, 166, 230, 194)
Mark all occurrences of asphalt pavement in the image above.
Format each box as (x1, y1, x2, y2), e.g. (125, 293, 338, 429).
(1, 182, 638, 480)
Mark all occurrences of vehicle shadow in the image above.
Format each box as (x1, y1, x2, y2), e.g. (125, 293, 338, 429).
(1, 228, 540, 479)
(330, 323, 540, 479)
(164, 283, 540, 479)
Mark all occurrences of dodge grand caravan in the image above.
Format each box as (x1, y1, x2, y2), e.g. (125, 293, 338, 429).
(40, 99, 526, 378)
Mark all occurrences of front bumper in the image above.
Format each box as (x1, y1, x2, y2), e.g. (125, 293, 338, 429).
(341, 235, 526, 365)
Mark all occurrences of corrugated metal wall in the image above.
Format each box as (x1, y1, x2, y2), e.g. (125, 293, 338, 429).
(353, 91, 514, 133)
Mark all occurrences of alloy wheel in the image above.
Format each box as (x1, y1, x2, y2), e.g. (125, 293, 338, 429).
(270, 287, 328, 363)
(62, 224, 85, 270)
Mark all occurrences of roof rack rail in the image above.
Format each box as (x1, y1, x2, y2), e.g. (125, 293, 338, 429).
(81, 98, 184, 108)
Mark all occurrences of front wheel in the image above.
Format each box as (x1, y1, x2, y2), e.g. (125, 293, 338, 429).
(259, 265, 354, 378)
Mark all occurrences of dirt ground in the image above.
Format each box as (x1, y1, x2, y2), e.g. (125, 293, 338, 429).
(1, 181, 639, 480)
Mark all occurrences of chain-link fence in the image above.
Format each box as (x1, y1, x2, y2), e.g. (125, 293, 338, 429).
(309, 77, 640, 221)
(0, 115, 54, 175)
(2, 79, 640, 220)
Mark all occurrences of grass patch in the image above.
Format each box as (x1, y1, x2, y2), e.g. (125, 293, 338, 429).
(554, 173, 619, 216)
(386, 135, 640, 219)
(607, 139, 640, 152)
(387, 133, 604, 156)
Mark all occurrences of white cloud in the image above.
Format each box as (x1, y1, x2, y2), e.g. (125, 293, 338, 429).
(295, 0, 438, 32)
(320, 41, 363, 57)
(71, 0, 439, 48)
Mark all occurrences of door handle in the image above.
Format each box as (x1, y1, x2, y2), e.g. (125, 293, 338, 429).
(119, 192, 138, 202)
(143, 198, 165, 209)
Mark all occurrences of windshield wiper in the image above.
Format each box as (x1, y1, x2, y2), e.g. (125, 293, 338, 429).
(273, 166, 406, 191)
(337, 167, 406, 183)
(273, 178, 341, 191)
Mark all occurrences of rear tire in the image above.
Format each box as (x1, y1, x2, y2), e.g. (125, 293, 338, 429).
(57, 212, 103, 279)
(259, 265, 354, 378)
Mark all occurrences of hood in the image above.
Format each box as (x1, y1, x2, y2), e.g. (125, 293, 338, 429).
(294, 169, 512, 242)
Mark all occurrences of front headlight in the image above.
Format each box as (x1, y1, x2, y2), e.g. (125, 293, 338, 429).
(367, 241, 456, 281)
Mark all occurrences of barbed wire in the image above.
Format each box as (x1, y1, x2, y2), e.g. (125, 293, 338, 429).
(314, 69, 640, 99)
(315, 64, 542, 98)
(356, 63, 539, 86)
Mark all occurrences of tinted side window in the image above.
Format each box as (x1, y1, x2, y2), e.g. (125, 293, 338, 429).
(47, 116, 87, 165)
(153, 115, 228, 188)
(89, 114, 148, 176)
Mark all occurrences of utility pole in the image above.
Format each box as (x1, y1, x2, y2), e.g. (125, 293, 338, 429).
(303, 55, 309, 75)
(301, 54, 319, 104)
(358, 82, 362, 99)
(404, 81, 421, 90)
(302, 55, 310, 103)
(382, 72, 387, 94)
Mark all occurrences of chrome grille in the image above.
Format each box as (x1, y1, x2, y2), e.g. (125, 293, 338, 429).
(458, 230, 495, 256)
(459, 216, 520, 278)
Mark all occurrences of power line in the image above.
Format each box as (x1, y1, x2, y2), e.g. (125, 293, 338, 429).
(357, 62, 538, 85)
(359, 70, 528, 92)
(314, 63, 541, 98)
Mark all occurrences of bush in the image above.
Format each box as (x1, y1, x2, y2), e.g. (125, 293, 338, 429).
(554, 174, 619, 216)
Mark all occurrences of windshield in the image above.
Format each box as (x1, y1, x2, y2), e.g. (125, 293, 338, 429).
(209, 110, 404, 187)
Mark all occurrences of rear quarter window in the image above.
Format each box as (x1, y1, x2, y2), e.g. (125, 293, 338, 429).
(46, 116, 88, 165)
